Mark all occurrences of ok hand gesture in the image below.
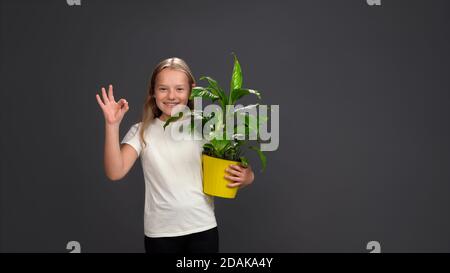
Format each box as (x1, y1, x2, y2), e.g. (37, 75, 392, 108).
(95, 84, 129, 126)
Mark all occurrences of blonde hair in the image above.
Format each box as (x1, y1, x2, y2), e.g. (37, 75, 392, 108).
(139, 57, 195, 148)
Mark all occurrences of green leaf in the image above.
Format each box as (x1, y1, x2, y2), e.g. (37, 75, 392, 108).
(239, 156, 249, 168)
(230, 52, 242, 92)
(163, 111, 183, 130)
(228, 52, 242, 107)
(210, 138, 231, 154)
(199, 76, 228, 106)
(190, 86, 219, 100)
(230, 88, 261, 105)
(203, 143, 215, 151)
(249, 146, 267, 172)
(208, 138, 238, 160)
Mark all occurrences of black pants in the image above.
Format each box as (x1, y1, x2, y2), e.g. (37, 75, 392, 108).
(144, 226, 219, 254)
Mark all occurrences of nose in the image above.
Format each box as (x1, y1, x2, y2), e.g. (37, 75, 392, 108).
(168, 89, 176, 100)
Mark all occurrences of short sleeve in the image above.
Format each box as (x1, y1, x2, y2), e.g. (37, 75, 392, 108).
(121, 123, 143, 156)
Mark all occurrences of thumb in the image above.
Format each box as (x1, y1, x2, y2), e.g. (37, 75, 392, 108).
(121, 100, 129, 113)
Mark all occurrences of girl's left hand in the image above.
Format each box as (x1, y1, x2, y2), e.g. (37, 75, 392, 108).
(224, 164, 255, 189)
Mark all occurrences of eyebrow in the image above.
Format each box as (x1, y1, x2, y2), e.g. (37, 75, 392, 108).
(157, 84, 186, 87)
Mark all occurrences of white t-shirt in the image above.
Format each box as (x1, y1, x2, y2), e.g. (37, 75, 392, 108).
(120, 117, 217, 238)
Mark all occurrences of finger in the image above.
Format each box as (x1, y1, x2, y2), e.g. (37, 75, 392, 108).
(118, 99, 128, 110)
(225, 168, 241, 177)
(95, 94, 106, 110)
(119, 99, 129, 113)
(95, 94, 105, 111)
(224, 175, 242, 182)
(123, 101, 129, 112)
(108, 84, 115, 103)
(101, 87, 110, 104)
(227, 182, 242, 188)
(229, 164, 244, 172)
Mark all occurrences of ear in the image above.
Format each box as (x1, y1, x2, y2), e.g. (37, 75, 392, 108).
(192, 83, 196, 88)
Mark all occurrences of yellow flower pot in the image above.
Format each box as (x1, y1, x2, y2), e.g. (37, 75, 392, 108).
(202, 154, 240, 199)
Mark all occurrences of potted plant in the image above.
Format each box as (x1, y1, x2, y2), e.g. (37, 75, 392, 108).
(164, 53, 267, 198)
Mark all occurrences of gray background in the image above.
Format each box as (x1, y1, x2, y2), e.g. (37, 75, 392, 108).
(1, 0, 449, 253)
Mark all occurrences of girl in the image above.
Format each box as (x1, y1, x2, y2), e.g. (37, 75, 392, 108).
(95, 57, 255, 253)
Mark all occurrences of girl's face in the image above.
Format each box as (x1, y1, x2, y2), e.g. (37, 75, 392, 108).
(154, 68, 194, 121)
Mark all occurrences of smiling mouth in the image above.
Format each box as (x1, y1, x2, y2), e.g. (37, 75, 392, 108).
(164, 102, 179, 106)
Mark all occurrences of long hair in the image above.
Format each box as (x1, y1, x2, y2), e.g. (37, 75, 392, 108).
(139, 57, 195, 148)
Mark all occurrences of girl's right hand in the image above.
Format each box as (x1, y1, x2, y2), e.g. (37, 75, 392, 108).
(95, 84, 129, 126)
